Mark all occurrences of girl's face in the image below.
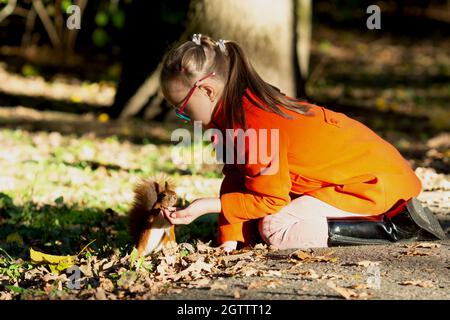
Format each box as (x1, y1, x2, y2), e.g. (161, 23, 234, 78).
(164, 77, 223, 127)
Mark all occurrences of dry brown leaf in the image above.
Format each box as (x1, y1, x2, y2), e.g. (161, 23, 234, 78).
(164, 255, 177, 266)
(290, 250, 312, 260)
(348, 284, 370, 290)
(210, 282, 228, 291)
(357, 260, 380, 267)
(253, 243, 268, 250)
(179, 243, 196, 253)
(168, 288, 183, 294)
(327, 281, 371, 300)
(99, 278, 114, 292)
(101, 260, 114, 271)
(258, 269, 283, 277)
(78, 264, 93, 277)
(289, 250, 337, 263)
(399, 280, 434, 288)
(189, 278, 211, 288)
(222, 251, 254, 263)
(319, 273, 345, 280)
(414, 242, 441, 249)
(240, 266, 259, 277)
(298, 269, 320, 280)
(196, 240, 215, 253)
(95, 287, 107, 300)
(172, 256, 213, 281)
(401, 250, 432, 257)
(247, 279, 282, 290)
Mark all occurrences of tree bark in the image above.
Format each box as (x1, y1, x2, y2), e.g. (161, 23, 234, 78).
(185, 0, 296, 96)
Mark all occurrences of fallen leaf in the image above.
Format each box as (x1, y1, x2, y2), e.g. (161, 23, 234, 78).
(248, 279, 282, 289)
(289, 250, 337, 263)
(164, 255, 177, 266)
(6, 233, 23, 245)
(258, 270, 283, 277)
(348, 284, 370, 290)
(189, 278, 210, 288)
(95, 287, 107, 300)
(210, 282, 228, 290)
(399, 280, 434, 288)
(222, 251, 254, 263)
(357, 260, 380, 267)
(196, 240, 215, 253)
(179, 243, 196, 253)
(172, 256, 213, 281)
(297, 269, 320, 280)
(414, 242, 441, 249)
(290, 250, 312, 260)
(101, 260, 114, 271)
(30, 248, 77, 274)
(319, 273, 345, 280)
(168, 288, 183, 294)
(253, 243, 268, 250)
(99, 278, 114, 292)
(30, 248, 77, 265)
(401, 250, 432, 257)
(117, 271, 138, 290)
(327, 281, 371, 300)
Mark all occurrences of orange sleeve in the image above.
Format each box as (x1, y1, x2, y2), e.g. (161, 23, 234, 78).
(220, 128, 292, 225)
(217, 164, 247, 243)
(217, 164, 270, 245)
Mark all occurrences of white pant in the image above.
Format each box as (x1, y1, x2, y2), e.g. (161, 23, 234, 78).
(258, 195, 371, 249)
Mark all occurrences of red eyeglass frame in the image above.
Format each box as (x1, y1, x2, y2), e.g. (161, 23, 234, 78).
(175, 71, 216, 122)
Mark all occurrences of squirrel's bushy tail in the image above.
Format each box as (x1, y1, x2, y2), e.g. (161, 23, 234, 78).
(128, 179, 160, 244)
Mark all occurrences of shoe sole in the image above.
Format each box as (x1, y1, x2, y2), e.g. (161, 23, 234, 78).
(406, 198, 447, 240)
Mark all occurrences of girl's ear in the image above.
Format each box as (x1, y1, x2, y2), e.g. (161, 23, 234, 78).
(199, 85, 215, 102)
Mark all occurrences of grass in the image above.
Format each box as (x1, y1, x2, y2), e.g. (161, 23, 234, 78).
(0, 127, 223, 278)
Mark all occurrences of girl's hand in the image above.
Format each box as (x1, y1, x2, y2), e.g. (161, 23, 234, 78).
(218, 241, 238, 253)
(162, 198, 214, 225)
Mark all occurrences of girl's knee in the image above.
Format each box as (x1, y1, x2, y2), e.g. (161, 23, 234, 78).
(258, 215, 273, 244)
(258, 215, 285, 248)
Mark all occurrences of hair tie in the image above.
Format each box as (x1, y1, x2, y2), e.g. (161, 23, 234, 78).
(216, 39, 228, 55)
(192, 33, 202, 45)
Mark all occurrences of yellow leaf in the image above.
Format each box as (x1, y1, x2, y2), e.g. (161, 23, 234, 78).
(6, 233, 23, 245)
(70, 95, 82, 103)
(375, 98, 387, 111)
(30, 248, 77, 274)
(98, 113, 110, 123)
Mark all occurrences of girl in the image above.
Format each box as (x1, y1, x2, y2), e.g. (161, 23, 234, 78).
(159, 34, 446, 252)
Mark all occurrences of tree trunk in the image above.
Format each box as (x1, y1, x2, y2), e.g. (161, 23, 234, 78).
(110, 0, 190, 119)
(293, 0, 312, 98)
(185, 0, 296, 96)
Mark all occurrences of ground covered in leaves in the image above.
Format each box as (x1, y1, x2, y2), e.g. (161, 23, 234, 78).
(0, 21, 449, 299)
(0, 114, 448, 300)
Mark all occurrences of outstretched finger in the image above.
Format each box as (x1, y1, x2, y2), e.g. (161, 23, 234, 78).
(166, 214, 192, 225)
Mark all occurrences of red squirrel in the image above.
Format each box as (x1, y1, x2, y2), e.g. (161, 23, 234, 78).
(128, 177, 178, 257)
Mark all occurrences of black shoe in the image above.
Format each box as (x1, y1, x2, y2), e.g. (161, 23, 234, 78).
(403, 197, 447, 240)
(327, 198, 447, 246)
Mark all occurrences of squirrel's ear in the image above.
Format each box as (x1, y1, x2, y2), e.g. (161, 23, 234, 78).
(154, 181, 160, 194)
(165, 181, 169, 189)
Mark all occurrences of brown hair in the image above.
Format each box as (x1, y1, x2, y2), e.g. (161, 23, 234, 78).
(160, 34, 313, 130)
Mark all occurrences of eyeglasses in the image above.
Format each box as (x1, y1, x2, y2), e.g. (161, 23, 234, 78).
(175, 71, 216, 122)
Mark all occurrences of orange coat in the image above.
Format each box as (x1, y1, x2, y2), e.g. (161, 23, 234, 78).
(208, 88, 422, 244)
